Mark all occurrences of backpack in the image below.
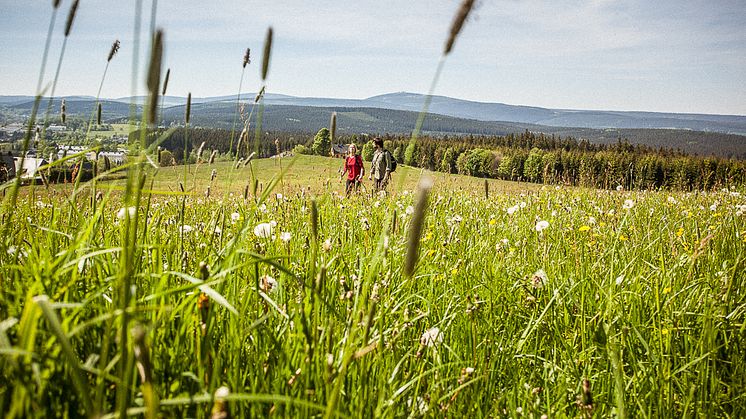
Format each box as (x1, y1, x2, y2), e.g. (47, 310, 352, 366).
(386, 150, 397, 172)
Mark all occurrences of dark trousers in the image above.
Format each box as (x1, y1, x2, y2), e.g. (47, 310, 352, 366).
(346, 179, 360, 194)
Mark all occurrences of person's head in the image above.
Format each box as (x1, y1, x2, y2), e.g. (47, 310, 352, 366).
(348, 143, 357, 155)
(373, 138, 384, 149)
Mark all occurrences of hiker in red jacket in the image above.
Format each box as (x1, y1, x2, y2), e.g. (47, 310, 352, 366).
(340, 143, 365, 195)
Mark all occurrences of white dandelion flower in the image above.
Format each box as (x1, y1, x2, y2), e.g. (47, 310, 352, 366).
(117, 207, 137, 220)
(280, 232, 292, 242)
(531, 269, 547, 289)
(260, 275, 278, 294)
(322, 238, 332, 252)
(180, 225, 193, 234)
(507, 205, 519, 215)
(231, 212, 240, 222)
(420, 327, 443, 347)
(253, 222, 273, 238)
(405, 205, 415, 215)
(535, 220, 549, 232)
(622, 199, 635, 210)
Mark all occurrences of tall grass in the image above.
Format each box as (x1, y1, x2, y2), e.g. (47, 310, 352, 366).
(1, 1, 744, 418)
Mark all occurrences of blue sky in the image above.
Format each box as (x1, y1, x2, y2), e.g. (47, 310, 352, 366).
(1, 0, 745, 115)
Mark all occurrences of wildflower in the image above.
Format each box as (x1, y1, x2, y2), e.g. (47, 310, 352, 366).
(280, 232, 292, 242)
(405, 205, 415, 215)
(588, 216, 596, 225)
(622, 199, 635, 210)
(535, 220, 549, 232)
(254, 222, 273, 238)
(117, 206, 137, 220)
(615, 275, 624, 286)
(709, 202, 718, 211)
(213, 226, 222, 235)
(667, 196, 678, 204)
(420, 327, 443, 347)
(407, 397, 429, 415)
(322, 238, 332, 252)
(361, 217, 370, 230)
(519, 201, 527, 209)
(231, 212, 240, 222)
(616, 185, 623, 191)
(507, 205, 519, 215)
(489, 218, 496, 226)
(180, 225, 193, 234)
(260, 275, 278, 293)
(578, 225, 591, 232)
(531, 269, 547, 289)
(276, 193, 283, 200)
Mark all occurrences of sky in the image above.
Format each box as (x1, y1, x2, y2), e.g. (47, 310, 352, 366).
(1, 0, 745, 115)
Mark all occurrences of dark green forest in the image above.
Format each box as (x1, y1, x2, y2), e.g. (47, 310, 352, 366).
(140, 127, 746, 191)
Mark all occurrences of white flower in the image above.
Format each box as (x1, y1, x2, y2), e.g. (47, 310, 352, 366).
(588, 217, 597, 225)
(260, 275, 278, 293)
(507, 205, 519, 215)
(276, 193, 283, 200)
(667, 196, 678, 204)
(270, 220, 278, 227)
(215, 386, 230, 400)
(280, 232, 292, 242)
(117, 207, 137, 220)
(420, 327, 443, 347)
(535, 220, 549, 232)
(231, 212, 240, 222)
(361, 218, 370, 231)
(709, 202, 718, 211)
(616, 185, 623, 191)
(253, 222, 273, 238)
(383, 235, 390, 249)
(531, 269, 547, 289)
(622, 199, 635, 210)
(519, 201, 527, 209)
(322, 238, 332, 252)
(405, 205, 415, 215)
(179, 225, 193, 233)
(615, 275, 624, 286)
(407, 397, 428, 415)
(258, 203, 267, 213)
(214, 226, 222, 235)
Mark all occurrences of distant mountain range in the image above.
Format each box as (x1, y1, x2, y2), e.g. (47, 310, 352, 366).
(2, 92, 746, 158)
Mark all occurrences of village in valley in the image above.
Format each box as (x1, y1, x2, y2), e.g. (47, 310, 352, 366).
(0, 121, 128, 183)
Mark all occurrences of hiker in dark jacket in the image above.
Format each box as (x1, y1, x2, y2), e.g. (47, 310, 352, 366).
(369, 138, 391, 192)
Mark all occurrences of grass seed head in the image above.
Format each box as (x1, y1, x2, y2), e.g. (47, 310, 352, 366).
(261, 27, 273, 81)
(404, 176, 434, 277)
(330, 112, 337, 144)
(53, 0, 61, 9)
(196, 141, 205, 161)
(64, 0, 79, 37)
(185, 92, 192, 124)
(146, 30, 164, 125)
(107, 39, 120, 62)
(162, 68, 171, 95)
(243, 47, 251, 68)
(310, 198, 318, 239)
(60, 99, 66, 124)
(97, 103, 102, 125)
(444, 0, 475, 55)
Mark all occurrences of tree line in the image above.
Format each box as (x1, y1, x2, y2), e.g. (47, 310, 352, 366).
(136, 128, 746, 191)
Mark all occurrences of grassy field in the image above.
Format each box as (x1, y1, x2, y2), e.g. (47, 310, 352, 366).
(1, 154, 744, 417)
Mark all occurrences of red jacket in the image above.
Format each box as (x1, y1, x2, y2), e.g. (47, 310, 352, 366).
(345, 155, 363, 180)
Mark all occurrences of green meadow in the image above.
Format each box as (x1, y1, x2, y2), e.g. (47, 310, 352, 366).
(1, 155, 745, 417)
